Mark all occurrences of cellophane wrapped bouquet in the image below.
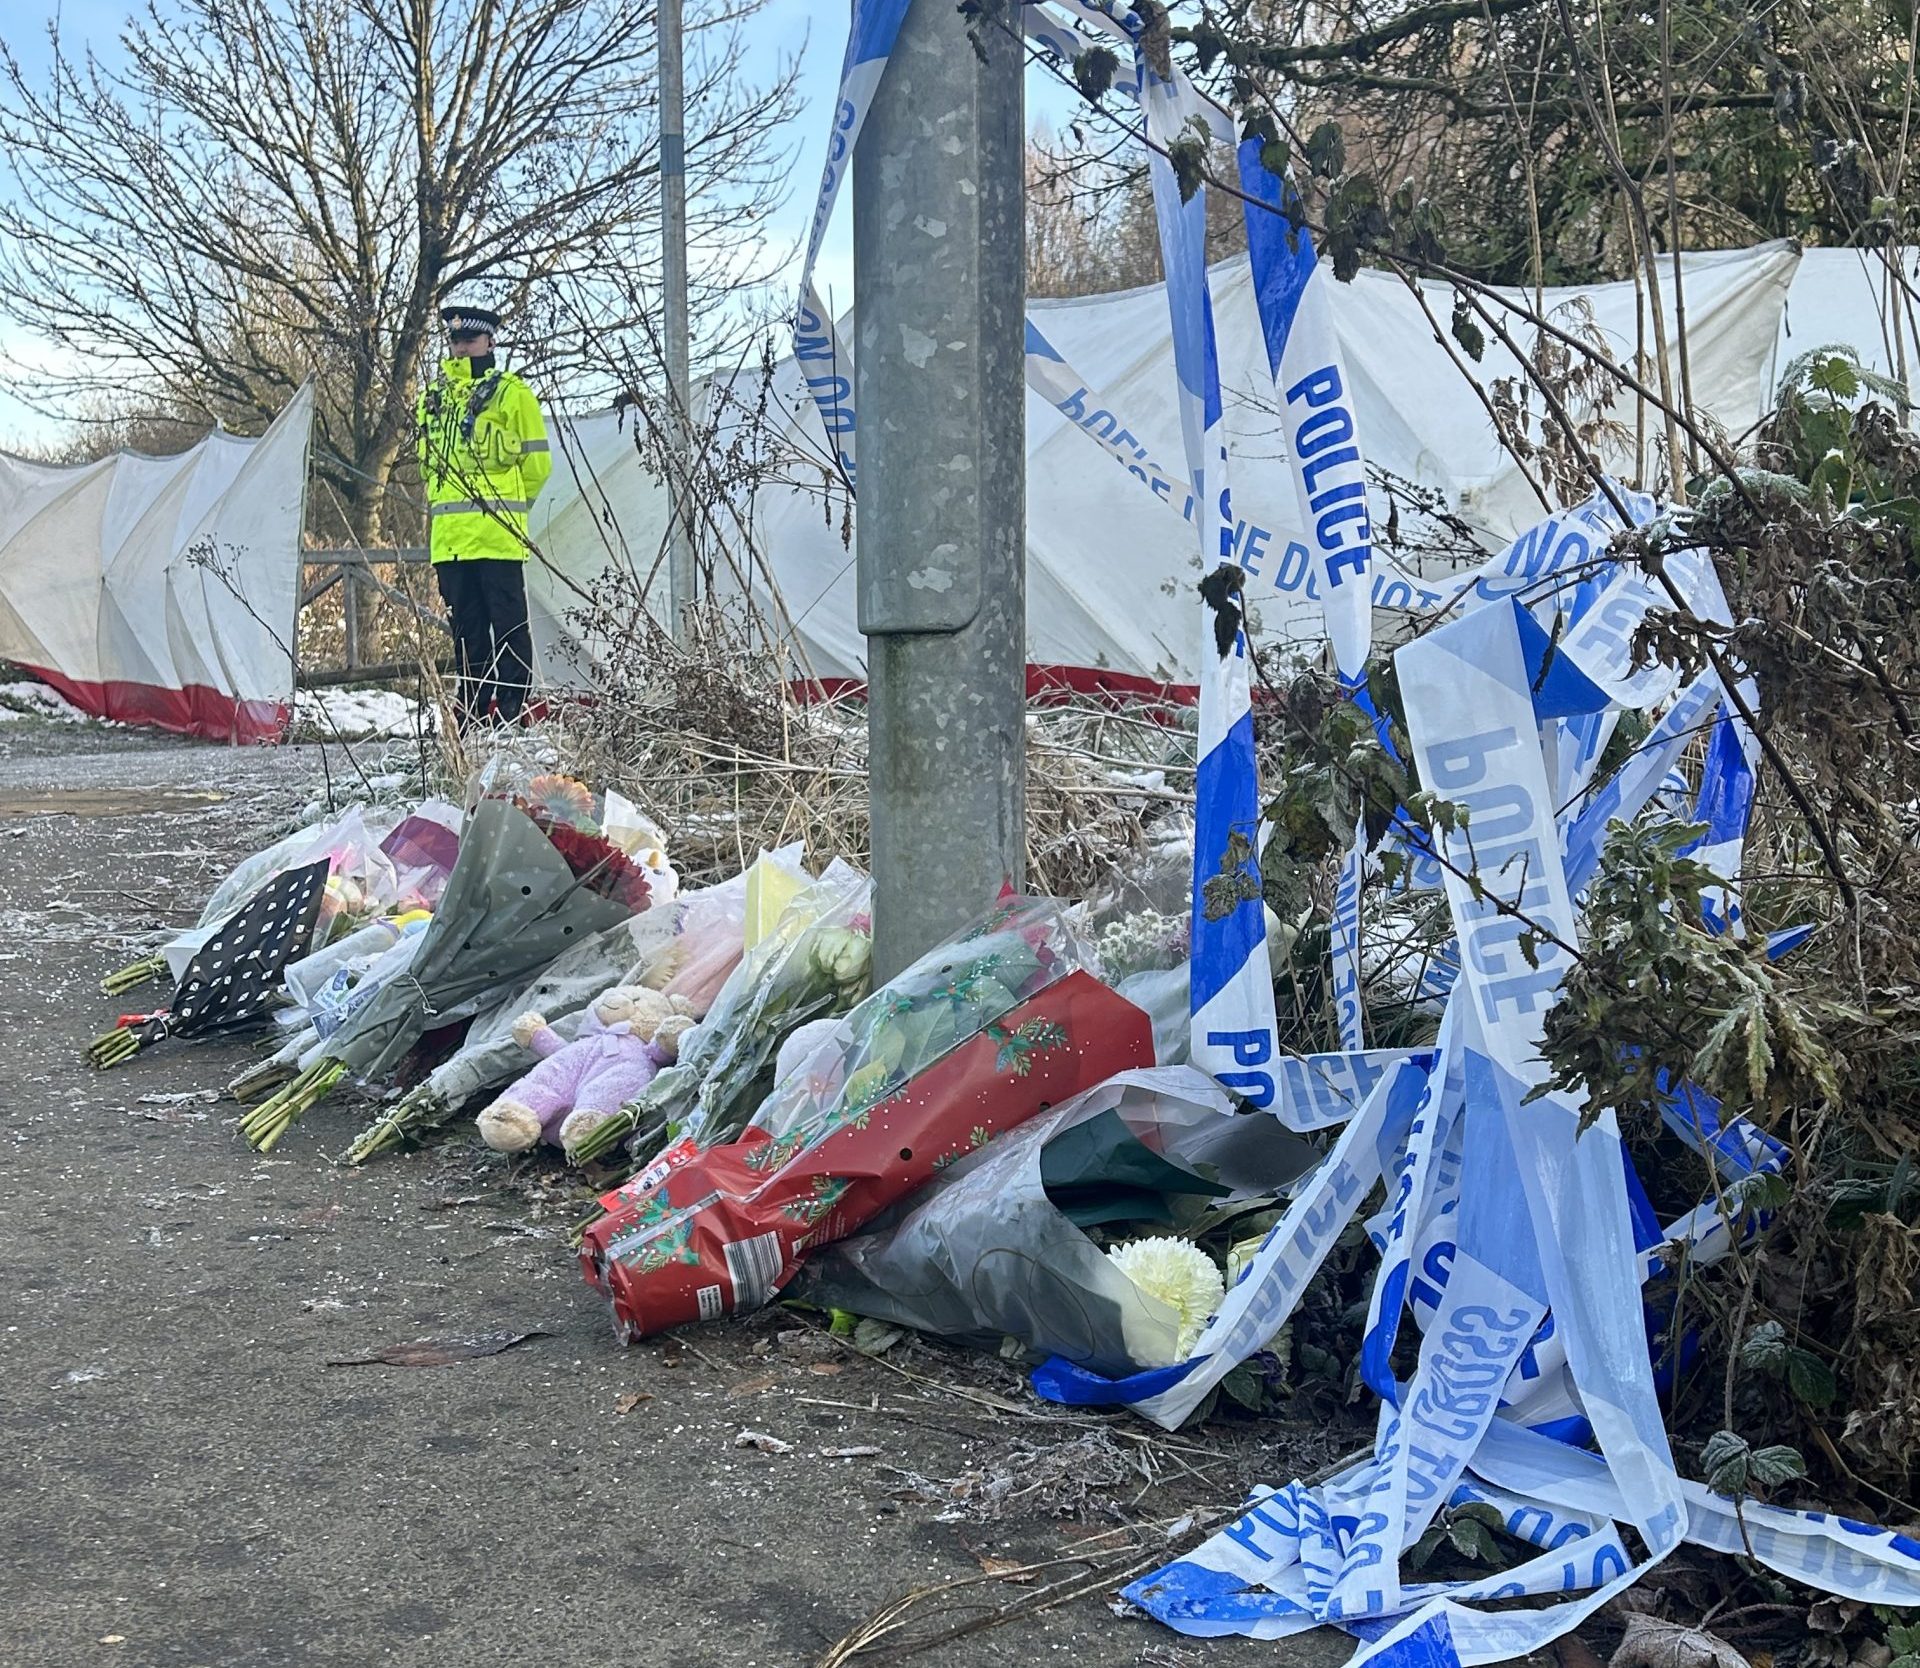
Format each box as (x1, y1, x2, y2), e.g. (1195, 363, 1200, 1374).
(239, 765, 660, 1152)
(578, 894, 1155, 1342)
(342, 868, 752, 1165)
(564, 861, 873, 1167)
(104, 801, 453, 997)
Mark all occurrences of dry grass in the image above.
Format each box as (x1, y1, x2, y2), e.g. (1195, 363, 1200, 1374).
(513, 593, 1199, 900)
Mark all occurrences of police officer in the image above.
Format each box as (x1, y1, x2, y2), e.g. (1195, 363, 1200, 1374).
(416, 300, 552, 728)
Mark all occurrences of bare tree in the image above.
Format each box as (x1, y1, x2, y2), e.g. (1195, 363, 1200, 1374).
(1026, 127, 1243, 299)
(0, 0, 802, 550)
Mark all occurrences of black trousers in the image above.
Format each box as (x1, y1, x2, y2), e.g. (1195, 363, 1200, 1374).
(435, 559, 532, 725)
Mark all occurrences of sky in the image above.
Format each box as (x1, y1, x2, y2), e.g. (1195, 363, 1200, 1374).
(0, 0, 1086, 450)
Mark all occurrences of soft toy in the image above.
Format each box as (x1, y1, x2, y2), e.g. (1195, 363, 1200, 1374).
(477, 985, 697, 1156)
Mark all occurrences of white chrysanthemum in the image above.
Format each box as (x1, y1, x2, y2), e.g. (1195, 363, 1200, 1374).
(1107, 1236, 1225, 1366)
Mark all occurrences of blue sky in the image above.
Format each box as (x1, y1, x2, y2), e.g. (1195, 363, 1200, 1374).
(0, 1, 1081, 447)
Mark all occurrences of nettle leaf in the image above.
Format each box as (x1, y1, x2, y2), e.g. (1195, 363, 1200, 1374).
(1733, 1170, 1792, 1215)
(1304, 120, 1345, 178)
(1221, 1361, 1268, 1412)
(1447, 1513, 1502, 1563)
(1750, 1444, 1808, 1487)
(1809, 453, 1856, 510)
(1072, 46, 1119, 104)
(1787, 1347, 1838, 1408)
(1828, 1176, 1891, 1231)
(1810, 353, 1863, 400)
(1187, 22, 1229, 74)
(1260, 138, 1292, 180)
(1701, 1428, 1753, 1495)
(1167, 134, 1208, 204)
(1327, 227, 1362, 283)
(1450, 297, 1486, 362)
(1240, 109, 1278, 145)
(1740, 1318, 1790, 1373)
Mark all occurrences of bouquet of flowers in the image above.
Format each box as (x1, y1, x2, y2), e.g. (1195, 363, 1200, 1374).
(577, 895, 1158, 1341)
(508, 773, 656, 911)
(239, 776, 655, 1152)
(87, 862, 331, 1068)
(801, 1066, 1313, 1377)
(565, 862, 873, 1167)
(341, 871, 750, 1165)
(100, 802, 427, 996)
(377, 800, 464, 909)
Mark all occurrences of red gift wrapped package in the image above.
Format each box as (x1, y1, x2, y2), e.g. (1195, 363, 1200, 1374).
(580, 971, 1153, 1340)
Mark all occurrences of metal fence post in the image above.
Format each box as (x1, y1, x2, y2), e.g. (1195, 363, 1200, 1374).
(660, 0, 695, 641)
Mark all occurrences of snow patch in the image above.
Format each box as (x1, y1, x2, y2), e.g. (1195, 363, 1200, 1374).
(294, 688, 423, 740)
(0, 680, 93, 722)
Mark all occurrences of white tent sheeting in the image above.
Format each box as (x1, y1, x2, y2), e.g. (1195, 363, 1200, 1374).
(0, 382, 315, 743)
(529, 239, 1907, 690)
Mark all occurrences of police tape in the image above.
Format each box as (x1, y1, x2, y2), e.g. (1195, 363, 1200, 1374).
(1081, 3, 1284, 1107)
(1039, 567, 1920, 1659)
(797, 16, 1905, 1650)
(789, 0, 910, 485)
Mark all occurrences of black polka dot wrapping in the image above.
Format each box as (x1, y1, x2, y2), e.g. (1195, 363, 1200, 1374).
(87, 860, 330, 1068)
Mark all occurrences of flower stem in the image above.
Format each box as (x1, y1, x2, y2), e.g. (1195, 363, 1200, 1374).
(341, 1086, 454, 1166)
(564, 1105, 641, 1165)
(85, 1027, 142, 1069)
(239, 1059, 347, 1152)
(99, 954, 166, 997)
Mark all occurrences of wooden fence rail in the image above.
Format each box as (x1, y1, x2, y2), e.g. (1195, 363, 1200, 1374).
(301, 547, 435, 675)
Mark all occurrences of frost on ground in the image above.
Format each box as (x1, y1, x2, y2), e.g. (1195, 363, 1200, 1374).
(0, 679, 95, 722)
(293, 686, 424, 740)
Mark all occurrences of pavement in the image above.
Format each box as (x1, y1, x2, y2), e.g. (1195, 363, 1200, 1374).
(0, 716, 1356, 1668)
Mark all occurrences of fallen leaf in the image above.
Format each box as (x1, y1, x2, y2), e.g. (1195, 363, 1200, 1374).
(1809, 1600, 1861, 1635)
(851, 1318, 905, 1356)
(734, 1427, 793, 1454)
(726, 1374, 779, 1399)
(974, 1553, 1036, 1585)
(614, 1392, 652, 1415)
(326, 1330, 550, 1368)
(821, 1445, 881, 1459)
(1610, 1614, 1751, 1668)
(808, 1362, 844, 1377)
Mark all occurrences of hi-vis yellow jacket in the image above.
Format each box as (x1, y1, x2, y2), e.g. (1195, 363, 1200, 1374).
(415, 357, 553, 562)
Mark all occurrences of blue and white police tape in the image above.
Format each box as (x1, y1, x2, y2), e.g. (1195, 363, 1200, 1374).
(789, 0, 911, 484)
(1039, 587, 1914, 1660)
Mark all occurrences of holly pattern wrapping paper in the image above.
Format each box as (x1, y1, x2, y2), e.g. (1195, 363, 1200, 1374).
(579, 971, 1154, 1340)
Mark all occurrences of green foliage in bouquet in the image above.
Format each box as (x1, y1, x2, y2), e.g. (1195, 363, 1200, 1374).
(567, 869, 872, 1167)
(746, 898, 1073, 1162)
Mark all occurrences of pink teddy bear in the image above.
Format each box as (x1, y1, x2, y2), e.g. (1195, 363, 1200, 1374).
(476, 985, 697, 1156)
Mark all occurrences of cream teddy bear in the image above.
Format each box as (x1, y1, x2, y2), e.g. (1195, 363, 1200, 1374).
(476, 985, 697, 1156)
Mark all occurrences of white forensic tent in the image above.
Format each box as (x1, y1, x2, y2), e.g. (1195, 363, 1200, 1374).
(0, 382, 315, 743)
(527, 239, 1902, 691)
(1779, 244, 1920, 392)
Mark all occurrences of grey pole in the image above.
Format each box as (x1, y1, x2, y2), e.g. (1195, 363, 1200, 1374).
(855, 0, 1026, 980)
(659, 0, 695, 641)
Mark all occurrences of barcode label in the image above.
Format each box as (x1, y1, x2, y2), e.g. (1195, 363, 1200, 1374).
(723, 1232, 786, 1313)
(696, 1284, 724, 1322)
